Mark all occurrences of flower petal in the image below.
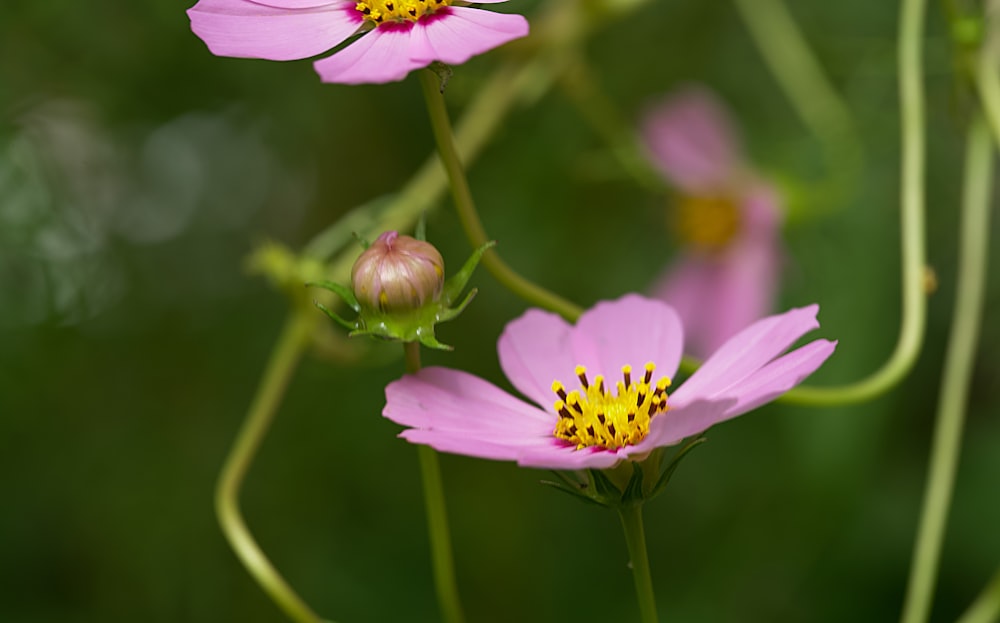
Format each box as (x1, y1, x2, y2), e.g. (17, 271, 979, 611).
(574, 294, 684, 380)
(383, 367, 553, 434)
(641, 86, 742, 193)
(497, 308, 580, 409)
(408, 7, 529, 66)
(314, 25, 425, 84)
(515, 442, 624, 470)
(650, 338, 836, 444)
(188, 0, 361, 61)
(670, 304, 823, 407)
(400, 428, 557, 463)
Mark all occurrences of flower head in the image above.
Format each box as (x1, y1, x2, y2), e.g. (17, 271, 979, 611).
(642, 87, 784, 359)
(186, 0, 529, 85)
(352, 231, 444, 312)
(384, 294, 835, 471)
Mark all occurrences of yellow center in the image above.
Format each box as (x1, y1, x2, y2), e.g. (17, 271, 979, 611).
(552, 363, 671, 451)
(673, 194, 741, 251)
(354, 0, 450, 24)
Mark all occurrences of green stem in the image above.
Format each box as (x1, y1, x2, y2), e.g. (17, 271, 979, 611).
(403, 342, 465, 623)
(617, 504, 659, 623)
(899, 114, 993, 623)
(215, 311, 327, 623)
(779, 0, 928, 406)
(417, 68, 584, 322)
(956, 567, 1000, 623)
(977, 0, 1000, 149)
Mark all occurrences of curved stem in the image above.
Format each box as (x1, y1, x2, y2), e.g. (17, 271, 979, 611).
(403, 342, 465, 623)
(956, 567, 1000, 623)
(617, 504, 659, 623)
(418, 68, 584, 322)
(779, 0, 928, 406)
(216, 311, 326, 623)
(899, 114, 993, 623)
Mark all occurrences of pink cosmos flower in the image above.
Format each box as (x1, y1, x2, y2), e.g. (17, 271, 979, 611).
(383, 294, 835, 470)
(187, 0, 529, 85)
(642, 87, 784, 359)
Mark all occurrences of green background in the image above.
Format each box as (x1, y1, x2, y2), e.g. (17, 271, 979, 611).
(1, 1, 998, 622)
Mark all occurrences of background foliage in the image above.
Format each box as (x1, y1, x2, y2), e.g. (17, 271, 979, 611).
(1, 1, 998, 621)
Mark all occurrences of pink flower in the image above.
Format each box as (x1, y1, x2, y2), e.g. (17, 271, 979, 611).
(642, 87, 784, 359)
(383, 294, 835, 470)
(186, 0, 529, 85)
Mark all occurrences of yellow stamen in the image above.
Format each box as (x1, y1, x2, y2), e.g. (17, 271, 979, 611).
(674, 194, 741, 251)
(354, 0, 450, 25)
(552, 362, 671, 451)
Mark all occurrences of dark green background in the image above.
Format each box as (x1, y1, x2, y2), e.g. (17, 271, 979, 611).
(2, 1, 998, 621)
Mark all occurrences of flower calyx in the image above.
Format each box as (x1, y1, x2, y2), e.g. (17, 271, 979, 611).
(309, 231, 494, 350)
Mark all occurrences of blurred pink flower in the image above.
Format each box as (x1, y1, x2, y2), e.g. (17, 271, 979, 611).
(187, 0, 528, 85)
(383, 294, 835, 470)
(643, 87, 784, 359)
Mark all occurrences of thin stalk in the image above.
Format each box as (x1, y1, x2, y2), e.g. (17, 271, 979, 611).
(977, 0, 1000, 148)
(900, 114, 993, 623)
(215, 311, 325, 623)
(417, 68, 583, 322)
(780, 0, 928, 406)
(617, 504, 659, 623)
(403, 342, 465, 623)
(956, 567, 1000, 623)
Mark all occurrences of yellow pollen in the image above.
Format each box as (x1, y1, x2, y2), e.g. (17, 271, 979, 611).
(355, 0, 450, 25)
(552, 362, 671, 451)
(673, 194, 741, 251)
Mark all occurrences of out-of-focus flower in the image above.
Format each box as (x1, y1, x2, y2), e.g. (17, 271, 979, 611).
(383, 294, 835, 471)
(186, 0, 529, 85)
(642, 87, 784, 359)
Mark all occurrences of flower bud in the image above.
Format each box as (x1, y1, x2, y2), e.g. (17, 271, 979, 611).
(351, 231, 445, 312)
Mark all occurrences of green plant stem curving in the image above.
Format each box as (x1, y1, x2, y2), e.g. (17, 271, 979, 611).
(215, 311, 328, 623)
(900, 113, 993, 623)
(618, 504, 659, 623)
(956, 567, 1000, 623)
(403, 342, 465, 623)
(417, 68, 583, 322)
(779, 0, 928, 406)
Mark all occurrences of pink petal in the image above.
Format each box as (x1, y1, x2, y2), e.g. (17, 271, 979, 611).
(574, 294, 684, 380)
(516, 442, 624, 470)
(497, 309, 581, 409)
(313, 25, 424, 84)
(641, 86, 742, 193)
(670, 305, 823, 407)
(251, 0, 344, 7)
(400, 429, 558, 463)
(408, 7, 529, 66)
(383, 367, 553, 434)
(650, 338, 836, 444)
(188, 0, 361, 61)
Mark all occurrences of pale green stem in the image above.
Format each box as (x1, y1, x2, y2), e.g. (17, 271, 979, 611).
(957, 567, 1000, 623)
(403, 342, 465, 623)
(780, 0, 928, 406)
(215, 311, 328, 623)
(618, 504, 659, 623)
(732, 0, 862, 215)
(899, 115, 993, 623)
(977, 0, 1000, 148)
(417, 68, 584, 322)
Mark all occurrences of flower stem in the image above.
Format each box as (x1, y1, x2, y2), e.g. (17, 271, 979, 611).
(403, 342, 465, 623)
(417, 68, 583, 322)
(899, 113, 993, 623)
(617, 504, 659, 623)
(977, 0, 1000, 148)
(215, 311, 327, 623)
(956, 567, 1000, 623)
(779, 0, 928, 406)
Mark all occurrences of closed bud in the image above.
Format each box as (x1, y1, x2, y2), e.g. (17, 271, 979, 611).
(351, 231, 444, 312)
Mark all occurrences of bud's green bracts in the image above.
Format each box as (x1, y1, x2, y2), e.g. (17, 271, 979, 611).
(310, 231, 493, 350)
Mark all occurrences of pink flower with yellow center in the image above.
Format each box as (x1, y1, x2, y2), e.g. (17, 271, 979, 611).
(383, 294, 835, 470)
(187, 0, 529, 85)
(642, 87, 784, 359)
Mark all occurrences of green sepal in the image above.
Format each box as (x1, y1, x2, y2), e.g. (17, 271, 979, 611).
(621, 463, 646, 506)
(414, 213, 427, 242)
(313, 301, 357, 332)
(306, 280, 361, 312)
(589, 468, 621, 502)
(443, 241, 495, 305)
(648, 436, 707, 499)
(539, 477, 606, 506)
(352, 232, 371, 250)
